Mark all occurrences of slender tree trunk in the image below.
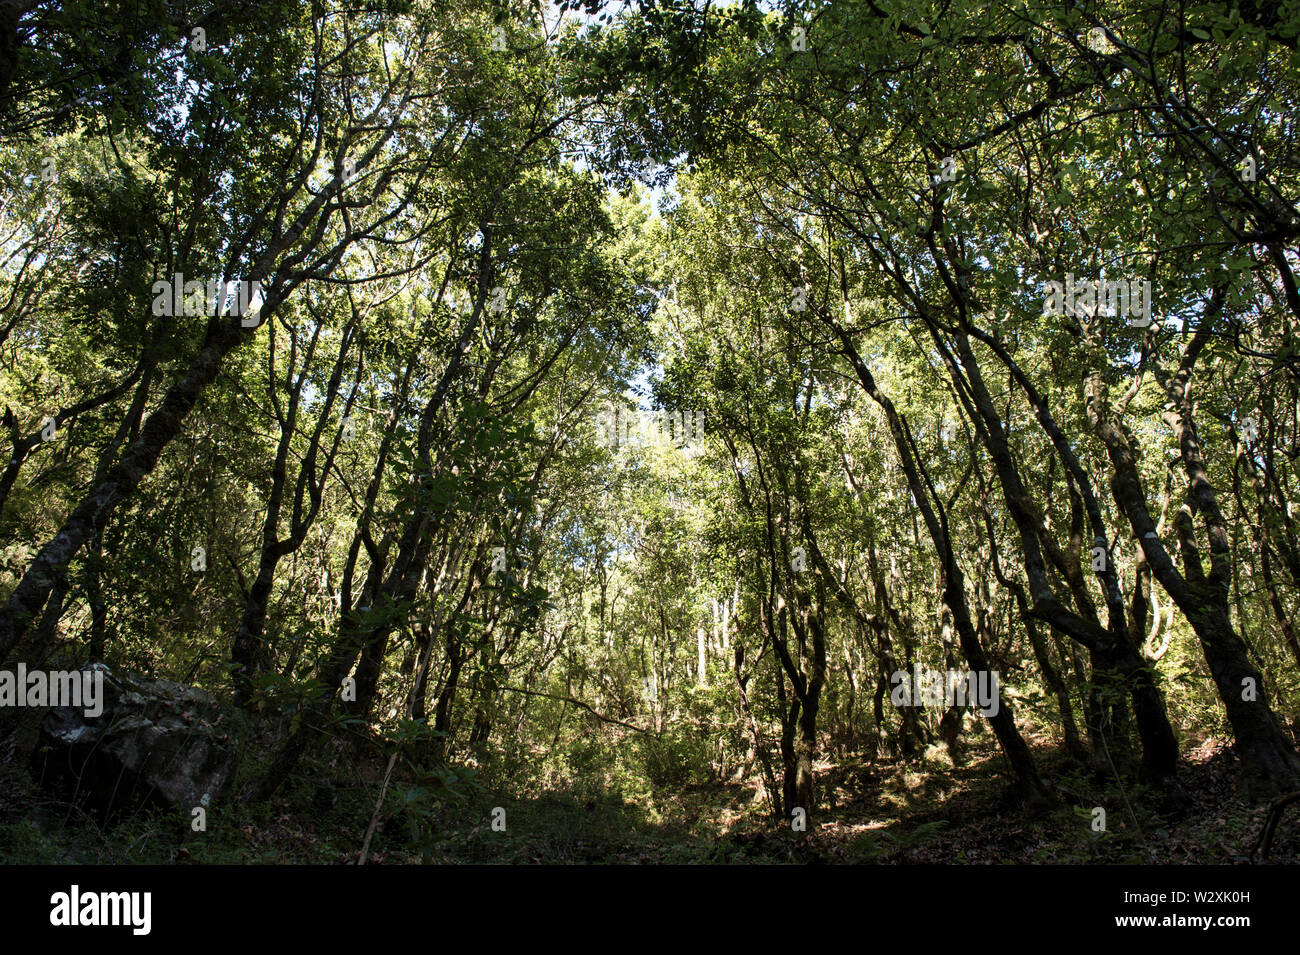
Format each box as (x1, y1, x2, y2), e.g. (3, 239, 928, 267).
(1088, 360, 1300, 796)
(832, 325, 1052, 806)
(0, 302, 278, 662)
(735, 644, 781, 819)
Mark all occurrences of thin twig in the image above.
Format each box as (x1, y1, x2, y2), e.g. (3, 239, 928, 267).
(498, 684, 653, 735)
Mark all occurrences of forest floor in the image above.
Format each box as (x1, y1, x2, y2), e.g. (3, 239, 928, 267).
(1, 725, 1294, 865)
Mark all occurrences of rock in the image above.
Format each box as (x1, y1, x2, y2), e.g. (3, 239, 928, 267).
(31, 664, 233, 817)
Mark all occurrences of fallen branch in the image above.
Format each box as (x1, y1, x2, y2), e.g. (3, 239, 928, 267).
(499, 684, 654, 735)
(1251, 790, 1300, 862)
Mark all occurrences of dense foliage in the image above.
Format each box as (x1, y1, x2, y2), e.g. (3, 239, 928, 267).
(2, 0, 1299, 863)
